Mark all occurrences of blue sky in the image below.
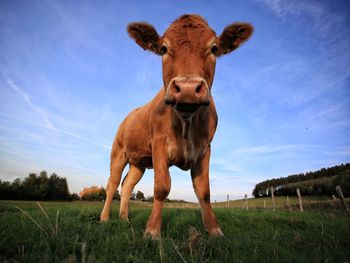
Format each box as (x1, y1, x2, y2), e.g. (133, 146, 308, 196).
(1, 0, 349, 201)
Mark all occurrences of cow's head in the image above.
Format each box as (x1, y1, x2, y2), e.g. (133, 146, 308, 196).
(127, 14, 253, 116)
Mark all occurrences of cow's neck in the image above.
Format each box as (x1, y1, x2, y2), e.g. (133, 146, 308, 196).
(172, 108, 207, 139)
(181, 118, 192, 139)
(171, 110, 191, 139)
(168, 107, 210, 169)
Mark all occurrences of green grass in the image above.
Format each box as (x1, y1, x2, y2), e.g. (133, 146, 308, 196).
(0, 200, 349, 262)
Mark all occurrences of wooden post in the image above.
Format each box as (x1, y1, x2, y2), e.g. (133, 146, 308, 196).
(271, 187, 275, 211)
(263, 200, 266, 208)
(227, 194, 229, 209)
(286, 196, 291, 211)
(336, 185, 350, 216)
(296, 188, 304, 212)
(244, 194, 248, 210)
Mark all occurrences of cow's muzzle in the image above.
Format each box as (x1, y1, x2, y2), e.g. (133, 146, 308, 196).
(174, 103, 202, 113)
(164, 76, 210, 114)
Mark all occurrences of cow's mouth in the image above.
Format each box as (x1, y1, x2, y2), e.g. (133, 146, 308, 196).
(174, 103, 202, 114)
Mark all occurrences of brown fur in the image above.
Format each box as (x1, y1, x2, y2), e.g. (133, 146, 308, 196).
(164, 15, 216, 55)
(100, 14, 253, 239)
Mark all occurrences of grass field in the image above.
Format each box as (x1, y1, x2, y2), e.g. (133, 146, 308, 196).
(213, 195, 350, 210)
(0, 200, 349, 262)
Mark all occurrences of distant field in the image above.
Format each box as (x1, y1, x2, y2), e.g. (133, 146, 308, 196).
(0, 200, 349, 262)
(213, 195, 350, 210)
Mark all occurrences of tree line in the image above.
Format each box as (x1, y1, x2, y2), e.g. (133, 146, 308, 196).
(0, 171, 190, 202)
(79, 186, 149, 202)
(0, 171, 79, 201)
(79, 186, 188, 203)
(252, 163, 350, 198)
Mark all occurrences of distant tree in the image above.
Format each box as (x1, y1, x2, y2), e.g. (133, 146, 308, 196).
(22, 173, 37, 199)
(80, 186, 106, 201)
(37, 171, 49, 199)
(70, 193, 80, 201)
(100, 188, 106, 200)
(0, 180, 11, 199)
(83, 191, 106, 201)
(10, 178, 23, 199)
(47, 173, 69, 200)
(145, 195, 154, 202)
(333, 172, 350, 197)
(114, 190, 121, 201)
(47, 173, 58, 199)
(136, 190, 145, 201)
(58, 176, 70, 199)
(252, 163, 350, 197)
(0, 171, 71, 201)
(130, 192, 136, 200)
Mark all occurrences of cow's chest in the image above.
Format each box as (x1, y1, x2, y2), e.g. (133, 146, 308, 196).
(167, 136, 206, 170)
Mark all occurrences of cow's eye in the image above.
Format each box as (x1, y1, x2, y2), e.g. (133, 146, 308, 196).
(211, 45, 219, 56)
(160, 45, 168, 55)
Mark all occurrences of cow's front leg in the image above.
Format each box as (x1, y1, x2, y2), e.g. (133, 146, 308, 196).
(191, 146, 223, 237)
(144, 140, 171, 240)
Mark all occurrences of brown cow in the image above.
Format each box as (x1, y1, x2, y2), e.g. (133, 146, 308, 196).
(100, 14, 253, 240)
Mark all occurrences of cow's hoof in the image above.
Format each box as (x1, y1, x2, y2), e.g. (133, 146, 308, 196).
(100, 214, 109, 222)
(208, 227, 224, 237)
(143, 229, 161, 240)
(119, 214, 130, 222)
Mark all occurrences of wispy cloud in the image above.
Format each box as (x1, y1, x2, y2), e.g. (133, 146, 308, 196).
(0, 112, 111, 150)
(259, 0, 350, 46)
(4, 76, 54, 130)
(231, 145, 297, 155)
(259, 0, 323, 18)
(0, 126, 104, 187)
(1, 71, 111, 150)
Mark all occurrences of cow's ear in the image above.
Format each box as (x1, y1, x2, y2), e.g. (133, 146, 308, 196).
(127, 22, 161, 55)
(218, 22, 253, 56)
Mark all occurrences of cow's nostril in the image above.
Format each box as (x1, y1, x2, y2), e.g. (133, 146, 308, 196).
(174, 84, 181, 93)
(195, 83, 203, 93)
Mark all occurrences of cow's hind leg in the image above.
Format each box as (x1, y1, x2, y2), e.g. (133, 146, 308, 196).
(100, 146, 127, 222)
(119, 164, 145, 220)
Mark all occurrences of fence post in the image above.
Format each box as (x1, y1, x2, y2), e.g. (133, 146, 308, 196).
(286, 196, 291, 211)
(245, 194, 248, 210)
(336, 185, 350, 216)
(271, 187, 275, 211)
(296, 188, 304, 212)
(263, 200, 266, 209)
(227, 194, 229, 209)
